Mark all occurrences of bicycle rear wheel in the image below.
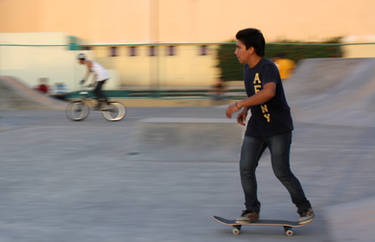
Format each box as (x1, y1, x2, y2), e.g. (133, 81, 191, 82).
(102, 102, 127, 121)
(66, 101, 90, 121)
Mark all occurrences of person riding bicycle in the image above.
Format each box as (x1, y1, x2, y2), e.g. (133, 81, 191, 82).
(77, 53, 109, 109)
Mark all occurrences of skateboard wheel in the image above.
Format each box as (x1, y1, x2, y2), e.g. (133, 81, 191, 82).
(285, 230, 294, 237)
(232, 228, 240, 235)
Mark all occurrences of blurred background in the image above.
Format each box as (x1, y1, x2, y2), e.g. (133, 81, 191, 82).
(1, 1, 375, 242)
(1, 0, 375, 104)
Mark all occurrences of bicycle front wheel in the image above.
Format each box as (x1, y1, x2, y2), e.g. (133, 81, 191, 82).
(65, 101, 90, 121)
(102, 102, 127, 121)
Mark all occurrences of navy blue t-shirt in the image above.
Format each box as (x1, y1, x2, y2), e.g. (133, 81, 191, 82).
(243, 58, 293, 137)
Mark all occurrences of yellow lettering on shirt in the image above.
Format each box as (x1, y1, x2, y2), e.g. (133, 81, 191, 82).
(253, 73, 261, 84)
(252, 72, 271, 123)
(263, 113, 271, 123)
(254, 85, 262, 93)
(260, 104, 269, 114)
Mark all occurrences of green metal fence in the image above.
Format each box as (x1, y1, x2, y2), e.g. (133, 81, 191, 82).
(1, 41, 375, 100)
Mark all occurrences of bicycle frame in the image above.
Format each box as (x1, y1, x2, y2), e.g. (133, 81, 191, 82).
(73, 90, 100, 110)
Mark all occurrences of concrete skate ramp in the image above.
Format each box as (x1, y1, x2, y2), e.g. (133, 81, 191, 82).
(284, 58, 375, 241)
(284, 58, 375, 127)
(0, 76, 66, 110)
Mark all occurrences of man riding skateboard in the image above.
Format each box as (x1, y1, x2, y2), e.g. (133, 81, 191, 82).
(225, 28, 314, 224)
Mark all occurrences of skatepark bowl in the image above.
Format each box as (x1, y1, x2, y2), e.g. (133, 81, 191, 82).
(0, 58, 375, 242)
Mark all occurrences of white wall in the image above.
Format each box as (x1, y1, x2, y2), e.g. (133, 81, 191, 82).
(0, 32, 119, 91)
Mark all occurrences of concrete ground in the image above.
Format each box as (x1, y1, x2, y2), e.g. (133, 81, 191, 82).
(1, 107, 375, 242)
(1, 57, 375, 241)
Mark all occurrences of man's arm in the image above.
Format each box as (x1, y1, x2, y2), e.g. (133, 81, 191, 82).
(226, 82, 276, 118)
(237, 82, 276, 108)
(81, 61, 93, 84)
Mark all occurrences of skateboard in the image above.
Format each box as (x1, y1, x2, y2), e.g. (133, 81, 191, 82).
(212, 216, 312, 237)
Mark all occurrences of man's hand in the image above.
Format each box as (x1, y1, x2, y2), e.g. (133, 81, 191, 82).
(237, 110, 248, 126)
(226, 102, 241, 118)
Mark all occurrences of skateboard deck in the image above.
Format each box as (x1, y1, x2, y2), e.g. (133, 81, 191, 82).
(212, 216, 312, 236)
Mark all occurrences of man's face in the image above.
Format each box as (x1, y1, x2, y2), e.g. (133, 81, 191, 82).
(78, 59, 85, 65)
(234, 40, 252, 64)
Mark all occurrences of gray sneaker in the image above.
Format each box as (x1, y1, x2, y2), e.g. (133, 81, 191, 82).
(236, 210, 259, 224)
(299, 207, 315, 224)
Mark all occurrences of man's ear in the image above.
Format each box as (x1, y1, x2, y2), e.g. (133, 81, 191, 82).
(247, 46, 255, 54)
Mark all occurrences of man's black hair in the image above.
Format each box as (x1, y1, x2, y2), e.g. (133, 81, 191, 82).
(236, 28, 265, 57)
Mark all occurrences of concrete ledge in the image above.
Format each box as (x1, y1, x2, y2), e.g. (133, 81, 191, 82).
(0, 76, 66, 110)
(109, 98, 234, 107)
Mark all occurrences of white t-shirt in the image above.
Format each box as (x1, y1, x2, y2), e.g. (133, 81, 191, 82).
(91, 61, 109, 82)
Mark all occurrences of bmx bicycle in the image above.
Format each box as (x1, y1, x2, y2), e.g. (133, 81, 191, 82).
(65, 89, 127, 121)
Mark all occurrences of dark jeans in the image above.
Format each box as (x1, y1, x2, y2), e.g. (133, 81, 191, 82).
(239, 132, 311, 215)
(93, 79, 108, 103)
